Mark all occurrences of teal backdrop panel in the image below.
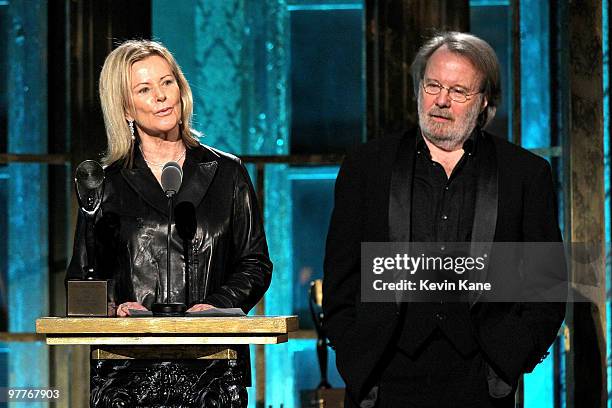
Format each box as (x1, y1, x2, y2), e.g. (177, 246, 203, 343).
(519, 0, 551, 149)
(519, 1, 554, 407)
(6, 0, 49, 403)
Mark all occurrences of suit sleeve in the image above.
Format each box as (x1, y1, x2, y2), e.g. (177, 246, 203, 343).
(202, 162, 273, 313)
(323, 149, 365, 352)
(477, 160, 566, 384)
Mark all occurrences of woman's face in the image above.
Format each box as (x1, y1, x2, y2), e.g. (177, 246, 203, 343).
(127, 55, 182, 139)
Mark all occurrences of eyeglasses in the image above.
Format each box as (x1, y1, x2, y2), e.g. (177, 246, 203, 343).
(422, 81, 482, 103)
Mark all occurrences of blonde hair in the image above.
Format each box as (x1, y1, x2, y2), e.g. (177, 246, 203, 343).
(99, 39, 199, 166)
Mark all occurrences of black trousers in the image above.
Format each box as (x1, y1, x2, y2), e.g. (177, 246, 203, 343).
(374, 332, 515, 408)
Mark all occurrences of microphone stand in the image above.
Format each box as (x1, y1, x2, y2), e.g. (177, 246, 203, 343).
(151, 190, 187, 317)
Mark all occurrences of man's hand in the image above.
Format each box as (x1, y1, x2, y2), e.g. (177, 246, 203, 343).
(117, 301, 147, 317)
(186, 304, 216, 312)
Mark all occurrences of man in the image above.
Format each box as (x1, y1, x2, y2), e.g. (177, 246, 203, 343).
(323, 32, 565, 408)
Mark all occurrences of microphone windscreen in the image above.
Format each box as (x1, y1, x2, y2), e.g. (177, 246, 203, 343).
(161, 161, 183, 196)
(175, 201, 197, 241)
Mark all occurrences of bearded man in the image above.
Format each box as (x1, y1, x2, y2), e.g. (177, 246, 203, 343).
(323, 32, 565, 408)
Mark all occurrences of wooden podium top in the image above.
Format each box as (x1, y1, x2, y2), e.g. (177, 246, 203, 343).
(36, 315, 298, 346)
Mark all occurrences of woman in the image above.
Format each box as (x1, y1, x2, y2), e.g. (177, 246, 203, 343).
(67, 40, 272, 318)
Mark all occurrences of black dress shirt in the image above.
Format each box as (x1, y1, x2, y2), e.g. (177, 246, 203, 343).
(411, 132, 477, 243)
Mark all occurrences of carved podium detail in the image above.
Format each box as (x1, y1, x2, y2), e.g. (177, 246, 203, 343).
(91, 359, 246, 407)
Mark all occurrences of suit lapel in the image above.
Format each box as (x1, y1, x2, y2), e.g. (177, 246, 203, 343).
(388, 130, 499, 244)
(385, 130, 499, 306)
(388, 131, 416, 305)
(388, 131, 416, 243)
(469, 132, 498, 306)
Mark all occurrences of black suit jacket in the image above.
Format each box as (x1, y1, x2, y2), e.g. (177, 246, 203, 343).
(323, 129, 565, 406)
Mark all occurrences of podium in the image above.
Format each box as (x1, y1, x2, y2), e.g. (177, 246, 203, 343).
(36, 316, 298, 407)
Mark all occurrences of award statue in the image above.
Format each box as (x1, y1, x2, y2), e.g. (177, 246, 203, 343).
(66, 160, 112, 317)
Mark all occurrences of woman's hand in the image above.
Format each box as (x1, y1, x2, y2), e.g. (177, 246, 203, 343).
(117, 301, 148, 317)
(186, 303, 216, 312)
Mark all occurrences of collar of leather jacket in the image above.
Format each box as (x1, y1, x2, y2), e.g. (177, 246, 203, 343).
(118, 146, 219, 216)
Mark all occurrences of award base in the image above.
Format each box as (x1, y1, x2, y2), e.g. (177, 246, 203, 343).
(66, 279, 112, 317)
(151, 302, 187, 317)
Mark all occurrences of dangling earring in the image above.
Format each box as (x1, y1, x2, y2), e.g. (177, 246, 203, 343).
(128, 120, 135, 140)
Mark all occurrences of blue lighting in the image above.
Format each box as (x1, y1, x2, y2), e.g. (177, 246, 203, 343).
(5, 0, 49, 401)
(520, 0, 551, 150)
(287, 3, 362, 12)
(519, 0, 555, 406)
(287, 167, 339, 181)
(470, 0, 510, 6)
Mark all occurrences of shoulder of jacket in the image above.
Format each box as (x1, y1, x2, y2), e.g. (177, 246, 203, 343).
(103, 160, 124, 177)
(194, 143, 243, 165)
(485, 131, 549, 169)
(345, 128, 413, 162)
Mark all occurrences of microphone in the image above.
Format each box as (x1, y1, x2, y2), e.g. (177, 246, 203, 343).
(161, 161, 182, 197)
(152, 161, 186, 316)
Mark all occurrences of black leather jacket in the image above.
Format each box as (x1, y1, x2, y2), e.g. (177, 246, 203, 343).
(67, 144, 272, 312)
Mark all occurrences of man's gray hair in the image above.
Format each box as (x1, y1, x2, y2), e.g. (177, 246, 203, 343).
(411, 31, 501, 128)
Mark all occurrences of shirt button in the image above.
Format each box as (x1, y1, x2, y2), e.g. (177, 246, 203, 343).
(435, 312, 446, 321)
(442, 215, 448, 220)
(444, 186, 449, 191)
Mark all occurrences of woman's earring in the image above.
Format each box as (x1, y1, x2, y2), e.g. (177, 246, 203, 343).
(128, 120, 135, 140)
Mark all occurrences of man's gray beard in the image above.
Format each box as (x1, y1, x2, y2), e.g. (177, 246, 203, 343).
(417, 93, 482, 151)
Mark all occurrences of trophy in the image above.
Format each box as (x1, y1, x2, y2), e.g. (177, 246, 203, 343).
(309, 279, 331, 389)
(66, 160, 112, 317)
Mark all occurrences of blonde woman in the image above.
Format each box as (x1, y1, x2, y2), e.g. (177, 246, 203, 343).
(68, 40, 272, 317)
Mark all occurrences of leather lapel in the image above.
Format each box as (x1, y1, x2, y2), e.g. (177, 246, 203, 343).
(121, 149, 168, 216)
(120, 146, 218, 216)
(388, 131, 416, 243)
(469, 132, 498, 306)
(175, 149, 218, 208)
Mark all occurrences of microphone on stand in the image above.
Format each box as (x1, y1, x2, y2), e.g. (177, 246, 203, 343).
(161, 161, 183, 197)
(175, 201, 197, 307)
(152, 161, 187, 317)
